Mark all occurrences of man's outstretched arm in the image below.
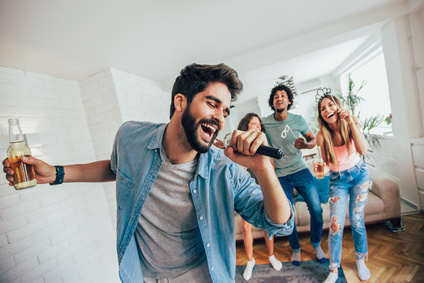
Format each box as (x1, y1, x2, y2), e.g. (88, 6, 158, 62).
(3, 157, 115, 186)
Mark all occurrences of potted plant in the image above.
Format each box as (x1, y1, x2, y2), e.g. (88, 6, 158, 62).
(335, 75, 384, 149)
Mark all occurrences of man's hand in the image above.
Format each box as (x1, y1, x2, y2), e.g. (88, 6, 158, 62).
(223, 129, 271, 171)
(3, 156, 56, 186)
(225, 130, 291, 225)
(294, 137, 307, 149)
(294, 130, 316, 150)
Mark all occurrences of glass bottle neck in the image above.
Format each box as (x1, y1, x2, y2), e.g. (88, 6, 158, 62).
(9, 119, 25, 143)
(316, 146, 323, 161)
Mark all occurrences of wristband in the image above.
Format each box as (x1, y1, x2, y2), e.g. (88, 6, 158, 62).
(49, 166, 65, 185)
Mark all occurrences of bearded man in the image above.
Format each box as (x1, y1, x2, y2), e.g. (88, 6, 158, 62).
(3, 63, 293, 283)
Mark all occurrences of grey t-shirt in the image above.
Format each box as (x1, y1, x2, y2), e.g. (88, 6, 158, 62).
(262, 112, 310, 177)
(135, 147, 206, 279)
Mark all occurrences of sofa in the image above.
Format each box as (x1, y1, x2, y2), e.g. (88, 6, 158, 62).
(234, 161, 402, 241)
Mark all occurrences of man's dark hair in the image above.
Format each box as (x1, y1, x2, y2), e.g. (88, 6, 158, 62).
(170, 63, 243, 118)
(237, 113, 266, 133)
(268, 84, 294, 111)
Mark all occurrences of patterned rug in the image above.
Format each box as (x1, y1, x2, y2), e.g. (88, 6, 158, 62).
(235, 259, 347, 282)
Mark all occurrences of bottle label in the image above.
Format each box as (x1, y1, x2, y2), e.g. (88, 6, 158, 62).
(9, 155, 37, 189)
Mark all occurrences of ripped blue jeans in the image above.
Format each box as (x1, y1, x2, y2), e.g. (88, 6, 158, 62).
(328, 159, 372, 270)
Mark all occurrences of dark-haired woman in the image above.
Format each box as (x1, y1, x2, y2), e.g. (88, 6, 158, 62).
(214, 113, 282, 281)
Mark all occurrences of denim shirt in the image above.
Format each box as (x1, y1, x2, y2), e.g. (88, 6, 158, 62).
(110, 121, 294, 283)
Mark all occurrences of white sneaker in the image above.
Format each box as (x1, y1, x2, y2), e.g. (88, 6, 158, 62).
(323, 272, 339, 283)
(268, 255, 282, 271)
(356, 259, 371, 281)
(243, 259, 255, 281)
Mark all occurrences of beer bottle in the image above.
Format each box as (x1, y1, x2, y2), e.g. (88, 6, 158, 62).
(314, 145, 325, 179)
(7, 118, 37, 190)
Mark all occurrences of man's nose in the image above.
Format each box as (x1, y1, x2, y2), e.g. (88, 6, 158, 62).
(212, 111, 225, 128)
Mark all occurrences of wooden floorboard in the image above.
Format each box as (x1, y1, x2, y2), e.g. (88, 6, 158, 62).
(236, 213, 424, 282)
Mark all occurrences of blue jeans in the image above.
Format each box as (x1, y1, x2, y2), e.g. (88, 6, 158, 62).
(278, 168, 323, 251)
(328, 159, 372, 270)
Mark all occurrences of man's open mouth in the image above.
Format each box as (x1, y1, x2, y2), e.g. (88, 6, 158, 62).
(201, 123, 217, 138)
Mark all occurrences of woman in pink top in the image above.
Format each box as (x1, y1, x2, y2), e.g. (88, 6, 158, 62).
(315, 94, 372, 283)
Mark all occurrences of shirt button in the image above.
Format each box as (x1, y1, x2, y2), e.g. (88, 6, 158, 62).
(193, 190, 197, 194)
(207, 243, 210, 247)
(211, 267, 214, 271)
(200, 216, 204, 220)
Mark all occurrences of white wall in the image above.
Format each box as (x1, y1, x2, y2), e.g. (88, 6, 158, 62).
(111, 69, 170, 124)
(79, 69, 123, 230)
(79, 69, 122, 161)
(79, 68, 170, 227)
(407, 2, 424, 211)
(380, 17, 421, 208)
(0, 67, 118, 282)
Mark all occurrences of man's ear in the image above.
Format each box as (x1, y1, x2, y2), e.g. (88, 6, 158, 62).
(174, 93, 186, 113)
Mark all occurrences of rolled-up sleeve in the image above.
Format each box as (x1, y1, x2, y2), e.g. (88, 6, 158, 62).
(263, 200, 294, 238)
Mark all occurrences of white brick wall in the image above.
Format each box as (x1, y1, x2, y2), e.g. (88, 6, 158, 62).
(79, 70, 123, 228)
(79, 69, 122, 162)
(0, 67, 119, 282)
(79, 68, 171, 228)
(111, 68, 170, 124)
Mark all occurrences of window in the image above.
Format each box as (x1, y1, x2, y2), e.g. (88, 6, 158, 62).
(341, 51, 392, 135)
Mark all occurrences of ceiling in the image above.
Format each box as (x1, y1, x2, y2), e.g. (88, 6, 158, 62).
(0, 0, 408, 102)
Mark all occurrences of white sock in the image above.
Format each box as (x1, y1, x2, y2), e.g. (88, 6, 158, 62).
(314, 246, 326, 261)
(356, 259, 371, 281)
(268, 254, 282, 271)
(291, 251, 301, 264)
(243, 258, 255, 281)
(324, 272, 339, 283)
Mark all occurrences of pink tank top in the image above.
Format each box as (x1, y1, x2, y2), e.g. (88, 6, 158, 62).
(329, 140, 361, 172)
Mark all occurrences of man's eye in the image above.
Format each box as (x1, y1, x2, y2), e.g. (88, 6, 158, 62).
(207, 102, 215, 108)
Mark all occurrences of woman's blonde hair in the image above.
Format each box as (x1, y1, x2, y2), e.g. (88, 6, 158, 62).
(317, 95, 352, 167)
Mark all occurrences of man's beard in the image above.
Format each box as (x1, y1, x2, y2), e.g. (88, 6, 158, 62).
(181, 104, 220, 153)
(276, 108, 285, 113)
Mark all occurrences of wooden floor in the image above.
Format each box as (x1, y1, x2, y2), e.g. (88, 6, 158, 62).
(236, 213, 424, 282)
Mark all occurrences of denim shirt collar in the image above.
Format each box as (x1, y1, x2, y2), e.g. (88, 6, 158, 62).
(147, 123, 167, 150)
(147, 123, 210, 180)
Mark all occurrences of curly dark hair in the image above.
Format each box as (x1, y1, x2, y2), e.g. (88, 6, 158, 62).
(170, 63, 243, 118)
(268, 84, 294, 111)
(237, 113, 266, 133)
